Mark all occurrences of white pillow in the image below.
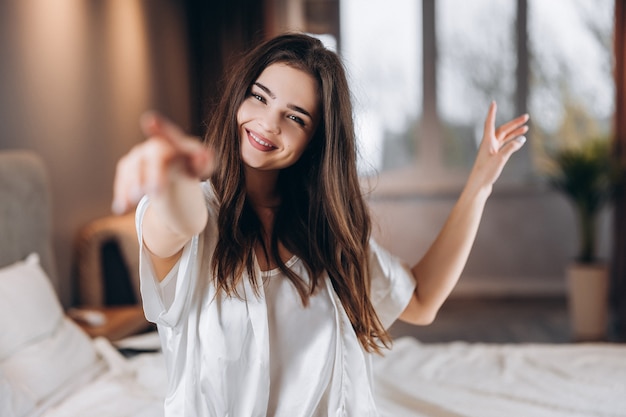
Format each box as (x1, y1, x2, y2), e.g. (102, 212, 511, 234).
(1, 368, 34, 417)
(0, 254, 63, 359)
(0, 254, 101, 415)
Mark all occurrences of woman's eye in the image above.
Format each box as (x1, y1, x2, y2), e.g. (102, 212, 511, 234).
(251, 92, 265, 103)
(288, 114, 305, 126)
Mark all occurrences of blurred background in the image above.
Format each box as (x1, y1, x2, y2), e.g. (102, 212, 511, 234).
(0, 0, 624, 340)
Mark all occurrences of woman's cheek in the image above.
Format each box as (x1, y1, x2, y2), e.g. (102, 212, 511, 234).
(236, 105, 246, 125)
(239, 99, 261, 122)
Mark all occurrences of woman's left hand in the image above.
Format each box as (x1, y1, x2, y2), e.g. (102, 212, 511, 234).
(467, 101, 529, 194)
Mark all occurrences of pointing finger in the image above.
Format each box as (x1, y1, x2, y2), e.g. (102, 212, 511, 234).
(140, 111, 187, 144)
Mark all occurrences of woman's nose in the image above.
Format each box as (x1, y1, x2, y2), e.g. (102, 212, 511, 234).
(259, 109, 281, 134)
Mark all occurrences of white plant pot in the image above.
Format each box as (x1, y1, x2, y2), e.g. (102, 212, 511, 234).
(566, 263, 609, 341)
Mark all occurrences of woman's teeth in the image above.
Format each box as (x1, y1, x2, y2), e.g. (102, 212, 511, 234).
(251, 132, 273, 148)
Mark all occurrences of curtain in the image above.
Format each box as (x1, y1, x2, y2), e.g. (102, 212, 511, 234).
(611, 0, 626, 341)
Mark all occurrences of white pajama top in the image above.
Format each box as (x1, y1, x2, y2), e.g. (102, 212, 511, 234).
(136, 182, 417, 417)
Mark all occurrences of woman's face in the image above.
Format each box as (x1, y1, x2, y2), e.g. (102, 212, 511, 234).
(237, 63, 320, 173)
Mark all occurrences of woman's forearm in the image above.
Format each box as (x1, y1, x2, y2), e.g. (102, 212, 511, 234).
(142, 169, 208, 259)
(399, 103, 528, 325)
(410, 183, 490, 315)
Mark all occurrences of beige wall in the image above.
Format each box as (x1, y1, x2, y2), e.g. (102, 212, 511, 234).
(0, 1, 190, 306)
(369, 186, 613, 297)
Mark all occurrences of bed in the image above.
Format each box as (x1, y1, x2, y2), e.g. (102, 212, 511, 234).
(1, 149, 625, 417)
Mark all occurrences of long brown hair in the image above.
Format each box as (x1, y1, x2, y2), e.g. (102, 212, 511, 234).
(205, 33, 390, 353)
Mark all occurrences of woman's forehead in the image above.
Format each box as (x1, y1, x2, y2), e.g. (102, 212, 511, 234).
(254, 63, 320, 109)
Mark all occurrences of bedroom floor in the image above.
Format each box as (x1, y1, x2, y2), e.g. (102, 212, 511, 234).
(389, 296, 573, 344)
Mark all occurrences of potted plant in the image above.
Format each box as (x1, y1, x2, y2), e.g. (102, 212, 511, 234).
(547, 137, 617, 341)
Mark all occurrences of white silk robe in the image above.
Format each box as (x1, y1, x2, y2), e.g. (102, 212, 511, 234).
(136, 183, 416, 417)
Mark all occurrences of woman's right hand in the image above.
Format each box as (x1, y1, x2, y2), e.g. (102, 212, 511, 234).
(111, 111, 215, 215)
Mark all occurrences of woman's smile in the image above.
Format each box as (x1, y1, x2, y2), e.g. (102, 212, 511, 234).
(247, 129, 277, 151)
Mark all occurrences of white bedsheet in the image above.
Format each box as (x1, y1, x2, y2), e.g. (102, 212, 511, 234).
(373, 337, 626, 417)
(39, 337, 166, 417)
(37, 335, 626, 417)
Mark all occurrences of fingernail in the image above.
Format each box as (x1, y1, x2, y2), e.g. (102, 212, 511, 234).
(516, 136, 527, 145)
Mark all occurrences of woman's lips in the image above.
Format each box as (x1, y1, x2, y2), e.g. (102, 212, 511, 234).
(247, 129, 277, 152)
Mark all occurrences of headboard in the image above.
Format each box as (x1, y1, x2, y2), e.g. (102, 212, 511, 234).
(0, 150, 58, 284)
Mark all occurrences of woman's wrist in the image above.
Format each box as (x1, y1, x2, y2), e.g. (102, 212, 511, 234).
(460, 174, 493, 205)
(152, 170, 207, 237)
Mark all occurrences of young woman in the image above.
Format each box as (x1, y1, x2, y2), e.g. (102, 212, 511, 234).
(112, 33, 529, 416)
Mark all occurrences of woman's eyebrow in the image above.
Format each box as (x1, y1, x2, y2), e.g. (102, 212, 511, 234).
(254, 82, 275, 99)
(253, 82, 313, 119)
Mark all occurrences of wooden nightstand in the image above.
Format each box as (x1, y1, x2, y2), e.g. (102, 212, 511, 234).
(69, 305, 154, 342)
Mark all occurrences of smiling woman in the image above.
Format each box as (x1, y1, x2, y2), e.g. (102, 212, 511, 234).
(110, 32, 529, 417)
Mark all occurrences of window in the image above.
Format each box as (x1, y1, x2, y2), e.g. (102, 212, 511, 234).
(339, 0, 615, 191)
(528, 0, 615, 166)
(438, 0, 517, 174)
(340, 0, 422, 177)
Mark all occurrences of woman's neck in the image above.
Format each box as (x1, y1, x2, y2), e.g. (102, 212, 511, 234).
(244, 168, 291, 271)
(244, 167, 281, 210)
